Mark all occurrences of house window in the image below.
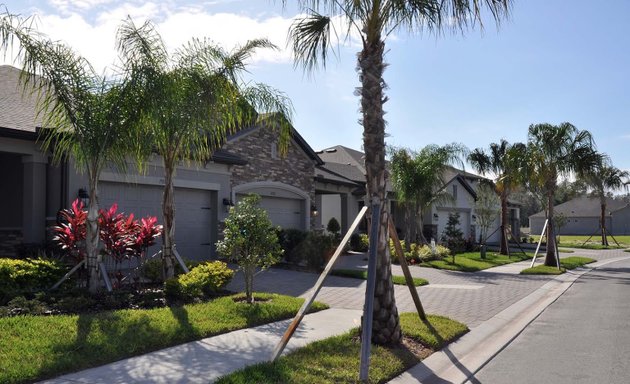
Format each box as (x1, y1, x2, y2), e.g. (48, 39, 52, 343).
(271, 142, 278, 159)
(452, 184, 458, 200)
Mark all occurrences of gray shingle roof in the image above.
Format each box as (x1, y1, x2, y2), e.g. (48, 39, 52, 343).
(316, 145, 366, 174)
(0, 65, 43, 132)
(529, 196, 630, 218)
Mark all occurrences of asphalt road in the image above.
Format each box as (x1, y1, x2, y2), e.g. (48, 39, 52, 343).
(468, 258, 630, 384)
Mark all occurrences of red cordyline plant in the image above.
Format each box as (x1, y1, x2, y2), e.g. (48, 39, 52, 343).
(52, 199, 162, 264)
(52, 199, 88, 263)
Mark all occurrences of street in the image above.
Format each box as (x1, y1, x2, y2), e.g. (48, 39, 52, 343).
(468, 258, 630, 384)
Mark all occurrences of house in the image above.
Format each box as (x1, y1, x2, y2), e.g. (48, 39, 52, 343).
(529, 196, 630, 236)
(0, 65, 322, 260)
(315, 145, 520, 244)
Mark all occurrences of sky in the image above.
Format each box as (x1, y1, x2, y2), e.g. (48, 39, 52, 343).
(2, 0, 630, 173)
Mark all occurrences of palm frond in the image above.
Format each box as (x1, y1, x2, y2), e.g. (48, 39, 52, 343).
(290, 11, 335, 72)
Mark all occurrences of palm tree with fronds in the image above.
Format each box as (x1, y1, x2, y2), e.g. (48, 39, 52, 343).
(116, 19, 293, 278)
(390, 143, 466, 250)
(525, 123, 601, 266)
(468, 140, 526, 254)
(580, 157, 629, 246)
(0, 10, 145, 292)
(285, 0, 511, 345)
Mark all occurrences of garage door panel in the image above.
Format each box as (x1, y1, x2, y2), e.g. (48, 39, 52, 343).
(100, 182, 217, 261)
(236, 194, 304, 230)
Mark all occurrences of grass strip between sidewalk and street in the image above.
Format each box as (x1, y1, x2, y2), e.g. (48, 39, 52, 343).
(331, 269, 429, 286)
(520, 257, 596, 275)
(418, 251, 532, 272)
(215, 313, 468, 384)
(0, 293, 328, 384)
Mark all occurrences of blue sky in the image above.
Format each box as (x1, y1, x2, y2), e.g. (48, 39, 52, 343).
(3, 0, 630, 173)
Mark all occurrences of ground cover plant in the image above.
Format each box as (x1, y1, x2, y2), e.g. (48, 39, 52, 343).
(520, 256, 596, 275)
(418, 252, 532, 272)
(0, 293, 327, 383)
(331, 269, 428, 287)
(215, 313, 467, 384)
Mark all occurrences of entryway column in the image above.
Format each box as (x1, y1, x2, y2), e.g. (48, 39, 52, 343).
(22, 154, 47, 244)
(340, 193, 349, 234)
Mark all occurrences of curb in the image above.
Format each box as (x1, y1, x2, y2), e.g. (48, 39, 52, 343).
(388, 255, 630, 384)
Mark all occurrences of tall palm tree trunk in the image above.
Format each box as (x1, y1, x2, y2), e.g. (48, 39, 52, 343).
(600, 198, 608, 246)
(359, 32, 401, 346)
(162, 159, 177, 279)
(86, 170, 101, 292)
(499, 190, 509, 255)
(544, 191, 558, 267)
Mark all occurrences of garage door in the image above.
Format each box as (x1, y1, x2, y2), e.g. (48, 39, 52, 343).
(100, 182, 217, 261)
(437, 209, 470, 240)
(236, 194, 304, 230)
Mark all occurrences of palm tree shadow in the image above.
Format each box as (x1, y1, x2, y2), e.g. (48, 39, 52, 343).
(421, 319, 477, 383)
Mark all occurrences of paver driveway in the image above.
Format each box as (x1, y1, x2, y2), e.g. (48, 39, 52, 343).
(227, 247, 626, 327)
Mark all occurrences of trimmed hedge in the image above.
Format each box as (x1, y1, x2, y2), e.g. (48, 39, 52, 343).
(164, 261, 234, 302)
(0, 258, 66, 305)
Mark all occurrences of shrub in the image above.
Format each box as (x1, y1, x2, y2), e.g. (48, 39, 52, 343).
(293, 231, 336, 271)
(0, 258, 66, 304)
(350, 233, 369, 252)
(0, 296, 49, 317)
(277, 228, 308, 263)
(164, 261, 234, 302)
(326, 217, 341, 237)
(141, 258, 164, 283)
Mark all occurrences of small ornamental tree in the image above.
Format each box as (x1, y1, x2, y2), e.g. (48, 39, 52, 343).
(216, 194, 283, 304)
(326, 217, 341, 239)
(473, 183, 500, 259)
(441, 212, 465, 264)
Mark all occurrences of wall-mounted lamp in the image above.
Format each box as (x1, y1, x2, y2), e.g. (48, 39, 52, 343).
(77, 188, 90, 207)
(311, 204, 319, 217)
(222, 198, 234, 212)
(472, 214, 477, 222)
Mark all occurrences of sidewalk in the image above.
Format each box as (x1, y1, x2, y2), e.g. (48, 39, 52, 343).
(40, 248, 629, 383)
(40, 308, 362, 384)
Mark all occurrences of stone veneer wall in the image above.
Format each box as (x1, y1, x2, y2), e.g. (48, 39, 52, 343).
(0, 229, 22, 257)
(222, 126, 316, 204)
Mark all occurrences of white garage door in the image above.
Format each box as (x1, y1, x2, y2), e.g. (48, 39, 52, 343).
(99, 182, 217, 261)
(236, 194, 304, 230)
(437, 209, 471, 241)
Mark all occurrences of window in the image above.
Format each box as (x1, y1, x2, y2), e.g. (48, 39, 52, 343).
(452, 184, 458, 200)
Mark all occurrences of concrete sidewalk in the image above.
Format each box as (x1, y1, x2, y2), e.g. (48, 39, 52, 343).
(389, 254, 630, 383)
(40, 308, 362, 384)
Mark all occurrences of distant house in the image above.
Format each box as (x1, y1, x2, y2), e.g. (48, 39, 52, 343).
(529, 196, 630, 236)
(315, 145, 520, 244)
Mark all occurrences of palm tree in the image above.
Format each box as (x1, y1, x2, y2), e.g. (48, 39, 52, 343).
(390, 143, 466, 250)
(0, 11, 144, 292)
(525, 123, 601, 266)
(117, 19, 293, 278)
(581, 157, 629, 246)
(286, 0, 511, 345)
(468, 140, 526, 254)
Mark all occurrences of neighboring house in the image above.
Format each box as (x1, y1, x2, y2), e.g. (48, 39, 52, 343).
(222, 120, 323, 231)
(316, 145, 521, 244)
(529, 196, 630, 236)
(0, 65, 322, 260)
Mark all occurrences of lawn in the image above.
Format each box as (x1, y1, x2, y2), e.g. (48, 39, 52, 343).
(215, 313, 468, 384)
(520, 256, 596, 275)
(0, 293, 328, 384)
(331, 269, 429, 286)
(531, 235, 629, 250)
(417, 251, 532, 272)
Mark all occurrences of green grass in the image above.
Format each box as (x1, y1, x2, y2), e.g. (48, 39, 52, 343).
(532, 235, 629, 250)
(331, 269, 429, 286)
(215, 313, 468, 384)
(417, 251, 532, 272)
(520, 256, 596, 275)
(0, 293, 328, 384)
